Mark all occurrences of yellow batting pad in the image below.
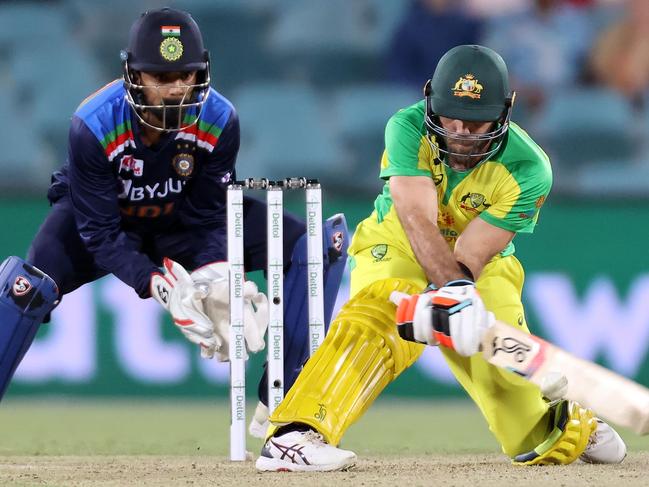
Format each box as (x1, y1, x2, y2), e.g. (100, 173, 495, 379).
(513, 400, 596, 466)
(268, 278, 424, 446)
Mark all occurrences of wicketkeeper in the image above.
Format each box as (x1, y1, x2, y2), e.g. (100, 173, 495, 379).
(0, 8, 348, 435)
(256, 45, 627, 471)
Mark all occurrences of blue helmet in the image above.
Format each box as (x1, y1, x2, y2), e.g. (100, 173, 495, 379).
(121, 8, 211, 130)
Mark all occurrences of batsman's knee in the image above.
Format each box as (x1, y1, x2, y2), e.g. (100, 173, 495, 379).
(512, 400, 596, 465)
(334, 278, 425, 374)
(268, 277, 424, 445)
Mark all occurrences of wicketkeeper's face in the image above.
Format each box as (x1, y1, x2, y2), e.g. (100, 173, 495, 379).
(137, 70, 198, 127)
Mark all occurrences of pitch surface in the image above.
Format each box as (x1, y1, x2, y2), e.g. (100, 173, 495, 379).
(1, 400, 647, 486)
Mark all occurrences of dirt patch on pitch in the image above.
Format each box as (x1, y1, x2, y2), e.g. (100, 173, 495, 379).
(0, 453, 646, 486)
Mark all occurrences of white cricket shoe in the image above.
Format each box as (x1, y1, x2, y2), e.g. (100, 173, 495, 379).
(580, 418, 627, 464)
(255, 430, 357, 472)
(248, 402, 270, 439)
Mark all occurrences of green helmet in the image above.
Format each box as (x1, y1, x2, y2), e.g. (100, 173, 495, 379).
(424, 45, 515, 164)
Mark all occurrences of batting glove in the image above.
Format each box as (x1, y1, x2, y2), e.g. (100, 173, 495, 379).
(391, 279, 495, 357)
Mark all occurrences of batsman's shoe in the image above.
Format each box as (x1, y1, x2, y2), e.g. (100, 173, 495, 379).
(255, 430, 357, 472)
(580, 418, 627, 464)
(513, 400, 596, 465)
(248, 402, 270, 439)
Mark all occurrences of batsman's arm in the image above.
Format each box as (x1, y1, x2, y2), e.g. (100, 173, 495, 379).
(483, 320, 649, 435)
(454, 217, 514, 280)
(390, 175, 465, 286)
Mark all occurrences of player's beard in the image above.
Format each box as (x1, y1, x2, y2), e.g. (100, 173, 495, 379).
(145, 98, 186, 130)
(445, 138, 491, 171)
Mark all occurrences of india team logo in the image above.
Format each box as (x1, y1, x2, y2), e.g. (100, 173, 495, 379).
(453, 74, 483, 99)
(160, 37, 183, 62)
(12, 276, 32, 296)
(172, 153, 195, 177)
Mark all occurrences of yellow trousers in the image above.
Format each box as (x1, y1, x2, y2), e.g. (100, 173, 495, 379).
(348, 241, 550, 456)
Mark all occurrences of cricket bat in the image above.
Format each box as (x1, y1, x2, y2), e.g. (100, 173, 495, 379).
(483, 320, 649, 435)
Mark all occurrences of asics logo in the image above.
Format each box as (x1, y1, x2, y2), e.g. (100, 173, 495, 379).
(270, 440, 310, 465)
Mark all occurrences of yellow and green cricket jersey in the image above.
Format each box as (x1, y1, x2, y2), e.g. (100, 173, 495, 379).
(350, 100, 552, 261)
(346, 101, 556, 456)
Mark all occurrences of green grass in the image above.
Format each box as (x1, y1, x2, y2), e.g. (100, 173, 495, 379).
(1, 398, 648, 457)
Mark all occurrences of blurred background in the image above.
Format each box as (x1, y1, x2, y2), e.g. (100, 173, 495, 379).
(1, 0, 649, 402)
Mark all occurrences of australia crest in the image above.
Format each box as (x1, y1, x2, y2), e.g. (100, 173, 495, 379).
(453, 74, 483, 99)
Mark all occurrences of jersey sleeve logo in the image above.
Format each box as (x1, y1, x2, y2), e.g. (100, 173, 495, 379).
(119, 155, 144, 177)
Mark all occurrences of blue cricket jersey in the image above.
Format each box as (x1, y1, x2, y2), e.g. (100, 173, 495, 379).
(48, 80, 239, 297)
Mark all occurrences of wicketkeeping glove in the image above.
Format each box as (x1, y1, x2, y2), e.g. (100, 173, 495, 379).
(190, 262, 268, 361)
(391, 279, 495, 357)
(150, 258, 221, 359)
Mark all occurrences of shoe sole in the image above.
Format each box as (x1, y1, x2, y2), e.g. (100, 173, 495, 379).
(255, 455, 356, 472)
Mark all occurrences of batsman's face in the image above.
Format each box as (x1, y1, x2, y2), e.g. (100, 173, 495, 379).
(438, 116, 495, 169)
(438, 117, 494, 151)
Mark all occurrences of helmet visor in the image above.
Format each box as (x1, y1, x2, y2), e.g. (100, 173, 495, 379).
(424, 94, 514, 165)
(123, 61, 211, 131)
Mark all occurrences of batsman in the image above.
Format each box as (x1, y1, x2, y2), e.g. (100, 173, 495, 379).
(257, 45, 627, 471)
(0, 7, 349, 434)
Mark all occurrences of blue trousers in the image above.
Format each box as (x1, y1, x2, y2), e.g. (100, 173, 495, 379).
(25, 195, 318, 403)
